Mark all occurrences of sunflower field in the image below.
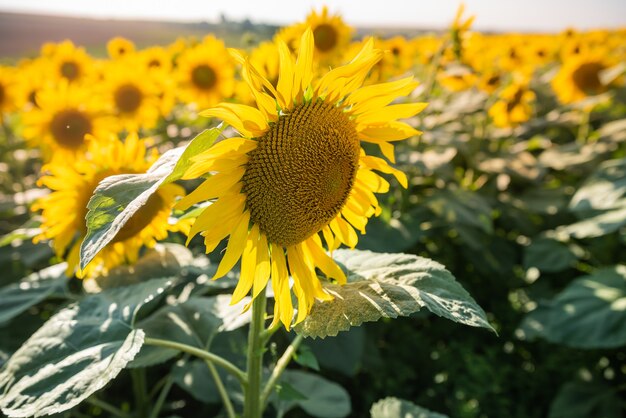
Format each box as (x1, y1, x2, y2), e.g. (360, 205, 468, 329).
(1, 4, 625, 418)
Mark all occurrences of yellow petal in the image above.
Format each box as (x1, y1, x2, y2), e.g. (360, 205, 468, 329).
(276, 40, 295, 109)
(213, 211, 250, 280)
(360, 155, 408, 188)
(304, 237, 347, 285)
(357, 168, 390, 193)
(329, 217, 358, 249)
(175, 168, 244, 210)
(269, 243, 293, 330)
(231, 224, 260, 304)
(252, 232, 271, 298)
(186, 193, 245, 243)
(200, 104, 268, 138)
(356, 102, 428, 125)
(358, 121, 421, 142)
(293, 28, 314, 101)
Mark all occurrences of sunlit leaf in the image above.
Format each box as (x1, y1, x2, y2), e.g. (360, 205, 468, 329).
(371, 397, 449, 418)
(0, 278, 173, 417)
(521, 266, 626, 348)
(79, 126, 224, 270)
(295, 250, 493, 338)
(0, 264, 68, 325)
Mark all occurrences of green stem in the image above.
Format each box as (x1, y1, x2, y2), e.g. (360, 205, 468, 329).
(577, 108, 591, 143)
(206, 360, 237, 418)
(143, 337, 247, 385)
(148, 375, 174, 418)
(86, 397, 132, 418)
(243, 291, 267, 418)
(131, 368, 148, 418)
(261, 335, 304, 407)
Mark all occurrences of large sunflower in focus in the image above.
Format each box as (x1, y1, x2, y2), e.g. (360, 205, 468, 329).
(552, 52, 613, 104)
(178, 29, 426, 329)
(22, 81, 110, 161)
(175, 35, 235, 109)
(33, 133, 185, 278)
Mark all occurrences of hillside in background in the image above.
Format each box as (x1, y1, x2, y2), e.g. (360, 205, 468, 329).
(0, 11, 432, 60)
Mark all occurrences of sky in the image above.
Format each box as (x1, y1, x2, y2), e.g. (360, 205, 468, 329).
(0, 0, 624, 32)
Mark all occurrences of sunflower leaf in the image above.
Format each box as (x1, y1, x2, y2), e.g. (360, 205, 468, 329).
(519, 266, 626, 349)
(294, 250, 493, 338)
(0, 263, 68, 325)
(79, 126, 224, 270)
(0, 278, 173, 417)
(370, 397, 449, 418)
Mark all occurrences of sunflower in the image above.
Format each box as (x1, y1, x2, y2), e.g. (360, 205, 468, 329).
(33, 133, 186, 278)
(488, 81, 535, 128)
(101, 59, 164, 132)
(44, 40, 94, 84)
(12, 58, 51, 110)
(177, 29, 426, 329)
(107, 37, 136, 59)
(552, 52, 613, 104)
(139, 46, 173, 74)
(22, 81, 110, 161)
(276, 7, 353, 64)
(175, 35, 235, 109)
(0, 66, 16, 115)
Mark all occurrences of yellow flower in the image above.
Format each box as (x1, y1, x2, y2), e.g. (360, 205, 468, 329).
(139, 46, 173, 74)
(100, 59, 164, 132)
(178, 29, 426, 329)
(44, 40, 94, 84)
(438, 66, 477, 92)
(12, 58, 51, 110)
(552, 52, 613, 104)
(276, 6, 353, 64)
(175, 35, 235, 109)
(488, 82, 535, 128)
(33, 133, 185, 278)
(0, 66, 16, 115)
(107, 37, 136, 59)
(22, 81, 111, 161)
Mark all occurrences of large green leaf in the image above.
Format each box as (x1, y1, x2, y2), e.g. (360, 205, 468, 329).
(521, 266, 626, 348)
(295, 250, 493, 338)
(556, 206, 626, 239)
(548, 381, 621, 418)
(569, 158, 626, 214)
(273, 370, 351, 418)
(371, 397, 449, 418)
(0, 263, 68, 325)
(0, 278, 173, 417)
(79, 126, 223, 270)
(132, 294, 251, 367)
(523, 238, 578, 273)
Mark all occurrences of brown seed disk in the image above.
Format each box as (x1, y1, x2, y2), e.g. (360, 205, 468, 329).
(242, 100, 360, 247)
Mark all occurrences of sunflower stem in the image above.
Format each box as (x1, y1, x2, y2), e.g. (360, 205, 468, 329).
(261, 334, 304, 407)
(205, 360, 237, 418)
(244, 290, 267, 418)
(131, 368, 148, 418)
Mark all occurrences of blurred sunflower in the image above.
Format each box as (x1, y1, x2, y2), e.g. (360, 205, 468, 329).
(177, 29, 425, 329)
(0, 66, 16, 115)
(13, 58, 51, 110)
(107, 37, 136, 59)
(33, 133, 185, 278)
(22, 81, 110, 161)
(552, 52, 613, 104)
(369, 36, 415, 82)
(488, 81, 535, 127)
(44, 40, 94, 84)
(277, 6, 353, 64)
(139, 46, 173, 74)
(175, 35, 235, 109)
(101, 59, 164, 132)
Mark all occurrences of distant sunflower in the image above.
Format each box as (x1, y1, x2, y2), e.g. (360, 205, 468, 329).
(33, 133, 185, 278)
(139, 46, 173, 74)
(178, 29, 426, 329)
(0, 66, 16, 115)
(44, 40, 94, 84)
(175, 35, 235, 109)
(488, 82, 535, 127)
(276, 6, 353, 64)
(13, 58, 50, 110)
(107, 37, 136, 59)
(552, 53, 612, 104)
(22, 81, 110, 161)
(101, 59, 163, 132)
